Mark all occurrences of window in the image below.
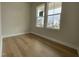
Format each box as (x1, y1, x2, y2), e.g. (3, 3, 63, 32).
(47, 2, 62, 29)
(35, 3, 62, 29)
(36, 4, 45, 27)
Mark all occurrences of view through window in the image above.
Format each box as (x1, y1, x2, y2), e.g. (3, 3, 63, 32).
(36, 3, 62, 29)
(36, 4, 45, 27)
(47, 2, 62, 29)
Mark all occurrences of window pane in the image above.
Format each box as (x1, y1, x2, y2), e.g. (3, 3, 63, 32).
(47, 14, 61, 29)
(53, 2, 62, 14)
(54, 2, 62, 9)
(36, 4, 45, 17)
(48, 2, 62, 15)
(48, 2, 54, 15)
(47, 2, 62, 29)
(36, 17, 44, 27)
(48, 9, 54, 15)
(53, 14, 61, 29)
(47, 15, 54, 28)
(36, 4, 45, 27)
(53, 8, 61, 14)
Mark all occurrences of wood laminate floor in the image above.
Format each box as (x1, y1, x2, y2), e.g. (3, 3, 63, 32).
(2, 33, 78, 57)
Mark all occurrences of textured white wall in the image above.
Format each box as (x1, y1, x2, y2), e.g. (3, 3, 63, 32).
(2, 2, 31, 37)
(0, 2, 2, 56)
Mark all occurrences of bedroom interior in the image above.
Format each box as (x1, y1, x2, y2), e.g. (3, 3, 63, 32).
(0, 2, 79, 57)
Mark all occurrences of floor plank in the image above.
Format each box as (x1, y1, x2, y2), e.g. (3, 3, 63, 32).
(2, 33, 78, 57)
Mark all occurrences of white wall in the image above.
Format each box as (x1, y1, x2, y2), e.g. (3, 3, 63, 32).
(2, 2, 31, 37)
(75, 3, 79, 55)
(0, 2, 2, 56)
(30, 2, 79, 54)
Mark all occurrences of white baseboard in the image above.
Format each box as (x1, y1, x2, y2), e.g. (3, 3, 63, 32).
(0, 36, 3, 57)
(2, 32, 29, 38)
(78, 50, 79, 56)
(77, 48, 79, 56)
(31, 32, 78, 52)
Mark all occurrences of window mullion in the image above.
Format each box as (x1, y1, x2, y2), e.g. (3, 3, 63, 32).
(44, 3, 49, 28)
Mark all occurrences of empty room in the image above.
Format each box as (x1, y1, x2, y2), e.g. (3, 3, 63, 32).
(0, 2, 79, 57)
